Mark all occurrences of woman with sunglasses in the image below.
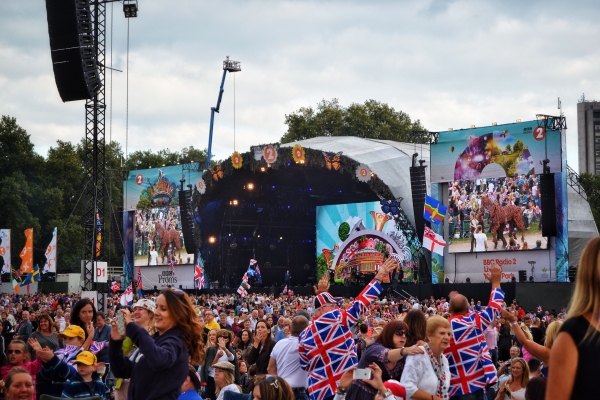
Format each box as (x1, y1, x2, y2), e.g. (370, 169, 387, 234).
(109, 289, 205, 400)
(202, 329, 240, 400)
(495, 357, 529, 400)
(250, 374, 293, 400)
(345, 320, 423, 400)
(246, 320, 276, 375)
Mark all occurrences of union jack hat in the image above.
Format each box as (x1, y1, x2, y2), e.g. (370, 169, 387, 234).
(313, 292, 342, 309)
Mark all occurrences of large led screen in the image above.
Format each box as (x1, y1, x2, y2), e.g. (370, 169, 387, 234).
(445, 173, 548, 253)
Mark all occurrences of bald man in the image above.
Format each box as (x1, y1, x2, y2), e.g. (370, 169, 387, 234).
(444, 262, 504, 400)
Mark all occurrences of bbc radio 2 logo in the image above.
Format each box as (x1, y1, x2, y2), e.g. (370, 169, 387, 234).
(523, 126, 546, 141)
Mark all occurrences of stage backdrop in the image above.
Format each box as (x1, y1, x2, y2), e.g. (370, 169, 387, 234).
(430, 120, 561, 183)
(316, 201, 422, 283)
(140, 264, 195, 290)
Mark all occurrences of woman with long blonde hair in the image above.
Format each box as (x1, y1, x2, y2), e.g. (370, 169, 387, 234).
(546, 236, 600, 399)
(495, 357, 529, 400)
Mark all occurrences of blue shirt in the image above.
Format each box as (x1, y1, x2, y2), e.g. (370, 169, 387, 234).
(179, 389, 202, 400)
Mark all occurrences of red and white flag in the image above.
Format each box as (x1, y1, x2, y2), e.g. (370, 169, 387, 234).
(423, 226, 446, 255)
(282, 285, 288, 295)
(237, 286, 248, 296)
(111, 281, 120, 293)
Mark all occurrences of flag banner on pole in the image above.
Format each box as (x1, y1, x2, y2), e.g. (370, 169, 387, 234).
(20, 264, 40, 286)
(111, 281, 120, 293)
(194, 255, 205, 289)
(43, 227, 57, 273)
(282, 285, 288, 295)
(11, 268, 21, 293)
(95, 213, 102, 258)
(120, 284, 133, 306)
(423, 226, 446, 255)
(424, 195, 447, 225)
(0, 229, 11, 274)
(135, 266, 143, 296)
(237, 285, 248, 296)
(20, 228, 33, 274)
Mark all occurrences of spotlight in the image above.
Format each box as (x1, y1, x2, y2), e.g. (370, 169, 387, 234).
(208, 236, 217, 244)
(123, 0, 138, 18)
(492, 122, 498, 126)
(260, 166, 266, 172)
(466, 277, 471, 283)
(470, 125, 475, 128)
(516, 119, 522, 122)
(247, 183, 254, 190)
(230, 199, 238, 206)
(448, 128, 453, 131)
(279, 236, 283, 240)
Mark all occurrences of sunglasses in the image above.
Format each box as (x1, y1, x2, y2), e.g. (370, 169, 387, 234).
(7, 349, 23, 355)
(173, 289, 185, 298)
(394, 330, 408, 337)
(264, 375, 279, 389)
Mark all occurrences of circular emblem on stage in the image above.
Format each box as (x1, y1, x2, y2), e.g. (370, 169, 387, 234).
(356, 164, 372, 182)
(136, 174, 143, 185)
(292, 144, 305, 163)
(196, 178, 206, 194)
(231, 151, 243, 169)
(263, 145, 278, 164)
(533, 126, 546, 141)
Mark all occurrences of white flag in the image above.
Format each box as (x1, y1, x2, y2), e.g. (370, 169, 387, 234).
(423, 226, 446, 256)
(43, 228, 57, 273)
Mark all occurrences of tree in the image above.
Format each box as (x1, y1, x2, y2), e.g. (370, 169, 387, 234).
(578, 173, 600, 232)
(280, 99, 426, 143)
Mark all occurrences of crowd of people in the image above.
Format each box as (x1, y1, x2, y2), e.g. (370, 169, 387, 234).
(0, 236, 599, 400)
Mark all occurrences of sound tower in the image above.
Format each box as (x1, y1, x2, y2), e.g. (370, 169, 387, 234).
(410, 164, 428, 243)
(539, 174, 557, 237)
(45, 0, 101, 102)
(179, 190, 197, 254)
(518, 270, 527, 282)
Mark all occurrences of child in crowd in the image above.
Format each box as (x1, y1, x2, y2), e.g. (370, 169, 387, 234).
(0, 340, 43, 399)
(61, 350, 106, 399)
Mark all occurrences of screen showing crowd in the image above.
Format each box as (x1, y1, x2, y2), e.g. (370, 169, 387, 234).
(445, 173, 547, 253)
(133, 206, 195, 266)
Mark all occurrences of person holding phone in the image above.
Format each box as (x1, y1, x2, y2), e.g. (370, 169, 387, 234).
(494, 358, 529, 400)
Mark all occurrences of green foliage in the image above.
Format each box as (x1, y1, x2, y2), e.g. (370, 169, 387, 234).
(578, 173, 600, 232)
(512, 140, 524, 153)
(280, 99, 426, 144)
(316, 254, 328, 280)
(338, 222, 350, 242)
(124, 146, 211, 170)
(505, 144, 512, 152)
(374, 241, 389, 258)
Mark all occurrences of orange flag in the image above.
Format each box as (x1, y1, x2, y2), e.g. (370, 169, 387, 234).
(20, 228, 33, 274)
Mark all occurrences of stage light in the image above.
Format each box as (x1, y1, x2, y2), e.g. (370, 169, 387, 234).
(230, 242, 237, 249)
(448, 128, 453, 131)
(492, 122, 498, 126)
(260, 166, 266, 172)
(466, 277, 471, 283)
(230, 199, 238, 206)
(257, 235, 261, 238)
(279, 236, 283, 240)
(516, 119, 522, 122)
(470, 125, 475, 128)
(247, 183, 254, 190)
(208, 236, 217, 244)
(123, 0, 138, 18)
(300, 160, 305, 164)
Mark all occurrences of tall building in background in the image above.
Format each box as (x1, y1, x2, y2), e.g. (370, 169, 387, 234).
(578, 98, 600, 175)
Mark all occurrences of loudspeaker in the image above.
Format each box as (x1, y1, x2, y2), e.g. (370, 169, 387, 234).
(518, 270, 527, 282)
(46, 0, 101, 102)
(568, 265, 577, 282)
(539, 174, 557, 237)
(179, 190, 197, 254)
(410, 166, 428, 242)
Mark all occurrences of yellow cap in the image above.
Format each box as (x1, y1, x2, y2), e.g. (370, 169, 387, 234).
(75, 351, 97, 366)
(57, 325, 86, 340)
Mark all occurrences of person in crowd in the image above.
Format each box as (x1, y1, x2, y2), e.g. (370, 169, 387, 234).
(497, 346, 521, 382)
(546, 236, 600, 399)
(298, 257, 396, 400)
(495, 357, 529, 400)
(497, 317, 512, 362)
(202, 329, 240, 399)
(239, 360, 251, 394)
(109, 289, 205, 400)
(70, 299, 97, 350)
(250, 375, 293, 400)
(404, 309, 427, 346)
(2, 311, 14, 344)
(474, 226, 488, 252)
(275, 318, 291, 342)
(179, 364, 203, 400)
(484, 319, 499, 366)
(3, 367, 34, 400)
(527, 359, 542, 378)
(470, 211, 479, 252)
(1, 340, 42, 400)
(445, 262, 504, 399)
(220, 312, 233, 331)
(524, 377, 546, 400)
(30, 314, 61, 355)
(529, 318, 544, 345)
(503, 312, 561, 366)
(400, 316, 452, 400)
(237, 329, 254, 361)
(233, 319, 252, 348)
(92, 311, 111, 364)
(246, 320, 276, 375)
(14, 311, 33, 342)
(207, 328, 219, 348)
(205, 310, 222, 331)
(346, 320, 423, 400)
(213, 361, 241, 400)
(60, 350, 106, 399)
(54, 309, 66, 333)
(113, 298, 156, 400)
(268, 315, 310, 400)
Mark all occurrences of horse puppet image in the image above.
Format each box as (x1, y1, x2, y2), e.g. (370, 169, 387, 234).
(151, 219, 182, 263)
(479, 195, 525, 249)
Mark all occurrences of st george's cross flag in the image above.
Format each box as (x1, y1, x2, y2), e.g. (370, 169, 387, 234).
(111, 281, 120, 293)
(424, 195, 447, 225)
(423, 226, 446, 255)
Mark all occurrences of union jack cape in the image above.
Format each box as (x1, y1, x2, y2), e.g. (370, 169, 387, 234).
(444, 288, 504, 397)
(298, 279, 383, 400)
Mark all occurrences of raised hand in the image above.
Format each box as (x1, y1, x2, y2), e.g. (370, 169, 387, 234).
(376, 257, 398, 281)
(314, 272, 330, 295)
(28, 337, 42, 352)
(483, 262, 502, 287)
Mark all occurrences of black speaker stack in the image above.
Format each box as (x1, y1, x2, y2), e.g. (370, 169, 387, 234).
(539, 174, 557, 237)
(45, 0, 101, 102)
(518, 270, 527, 282)
(179, 190, 197, 254)
(410, 164, 428, 243)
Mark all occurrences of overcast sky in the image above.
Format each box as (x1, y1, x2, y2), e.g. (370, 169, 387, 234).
(1, 1, 599, 171)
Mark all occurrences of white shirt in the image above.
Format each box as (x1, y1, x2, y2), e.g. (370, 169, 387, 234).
(216, 383, 240, 400)
(400, 347, 451, 400)
(270, 336, 308, 389)
(475, 233, 487, 251)
(149, 250, 158, 265)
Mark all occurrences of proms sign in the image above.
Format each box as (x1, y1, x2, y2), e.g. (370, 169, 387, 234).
(140, 264, 195, 290)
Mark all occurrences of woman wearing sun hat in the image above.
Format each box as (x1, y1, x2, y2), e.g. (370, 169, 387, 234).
(213, 361, 241, 400)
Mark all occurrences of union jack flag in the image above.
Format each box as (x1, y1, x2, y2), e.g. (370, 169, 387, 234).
(55, 345, 81, 365)
(111, 281, 120, 293)
(282, 285, 288, 295)
(298, 279, 383, 400)
(135, 266, 143, 296)
(120, 284, 133, 306)
(444, 288, 504, 397)
(89, 341, 106, 354)
(194, 256, 205, 289)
